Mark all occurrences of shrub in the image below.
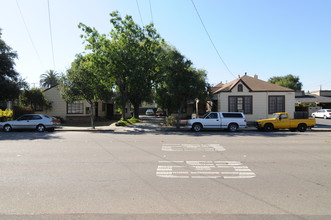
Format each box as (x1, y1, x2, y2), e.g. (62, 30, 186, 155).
(165, 115, 176, 126)
(115, 117, 141, 126)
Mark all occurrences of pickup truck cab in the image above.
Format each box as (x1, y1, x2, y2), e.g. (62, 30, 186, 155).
(255, 112, 316, 132)
(186, 112, 247, 132)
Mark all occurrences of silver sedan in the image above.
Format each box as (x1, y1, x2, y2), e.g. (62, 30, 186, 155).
(0, 114, 61, 132)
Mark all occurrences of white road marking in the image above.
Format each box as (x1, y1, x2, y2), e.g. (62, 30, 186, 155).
(156, 161, 256, 179)
(162, 144, 226, 152)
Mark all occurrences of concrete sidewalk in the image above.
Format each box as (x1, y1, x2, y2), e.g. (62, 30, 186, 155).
(57, 116, 331, 133)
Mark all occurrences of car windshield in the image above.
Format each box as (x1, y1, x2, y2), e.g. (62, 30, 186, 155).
(202, 113, 210, 118)
(272, 113, 280, 119)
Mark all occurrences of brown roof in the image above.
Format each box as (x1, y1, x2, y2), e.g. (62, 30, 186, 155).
(213, 75, 294, 94)
(211, 82, 224, 93)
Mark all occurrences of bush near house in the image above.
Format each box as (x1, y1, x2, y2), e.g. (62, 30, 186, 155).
(115, 117, 141, 126)
(12, 106, 33, 119)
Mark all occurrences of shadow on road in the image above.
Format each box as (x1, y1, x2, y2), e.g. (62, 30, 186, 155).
(0, 131, 62, 141)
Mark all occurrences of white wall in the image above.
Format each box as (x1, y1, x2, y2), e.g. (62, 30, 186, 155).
(216, 83, 295, 121)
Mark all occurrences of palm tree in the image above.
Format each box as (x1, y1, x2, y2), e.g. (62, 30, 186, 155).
(40, 70, 59, 88)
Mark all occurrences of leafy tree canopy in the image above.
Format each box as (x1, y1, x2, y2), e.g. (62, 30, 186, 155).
(0, 28, 27, 101)
(268, 74, 302, 91)
(155, 46, 209, 124)
(79, 11, 163, 119)
(20, 88, 51, 111)
(59, 53, 113, 128)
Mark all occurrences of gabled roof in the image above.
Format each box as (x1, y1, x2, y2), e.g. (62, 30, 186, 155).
(42, 85, 59, 92)
(211, 82, 224, 93)
(213, 75, 294, 94)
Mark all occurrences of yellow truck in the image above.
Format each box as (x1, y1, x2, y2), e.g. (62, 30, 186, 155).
(255, 112, 316, 132)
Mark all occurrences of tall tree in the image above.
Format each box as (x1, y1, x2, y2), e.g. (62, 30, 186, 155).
(40, 70, 59, 88)
(155, 47, 209, 127)
(79, 11, 163, 119)
(21, 88, 52, 111)
(59, 54, 112, 129)
(268, 74, 302, 91)
(0, 28, 26, 101)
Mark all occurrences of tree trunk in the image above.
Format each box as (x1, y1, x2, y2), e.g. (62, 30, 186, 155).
(133, 102, 140, 119)
(176, 106, 183, 129)
(121, 96, 127, 120)
(89, 101, 95, 129)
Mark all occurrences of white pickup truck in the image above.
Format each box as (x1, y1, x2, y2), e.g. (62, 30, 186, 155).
(186, 112, 247, 132)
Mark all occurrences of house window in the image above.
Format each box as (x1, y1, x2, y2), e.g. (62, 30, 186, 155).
(228, 96, 252, 114)
(268, 96, 285, 114)
(67, 101, 84, 114)
(238, 84, 243, 92)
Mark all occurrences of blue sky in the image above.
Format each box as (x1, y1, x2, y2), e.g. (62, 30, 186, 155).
(0, 0, 330, 92)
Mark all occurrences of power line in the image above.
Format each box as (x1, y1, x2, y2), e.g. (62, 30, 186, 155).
(149, 0, 154, 23)
(47, 0, 56, 70)
(190, 0, 236, 79)
(15, 0, 44, 69)
(135, 0, 144, 26)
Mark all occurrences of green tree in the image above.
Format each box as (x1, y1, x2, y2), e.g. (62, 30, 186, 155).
(0, 28, 26, 101)
(20, 88, 52, 111)
(59, 54, 112, 129)
(79, 11, 163, 119)
(268, 74, 302, 91)
(155, 47, 209, 127)
(40, 70, 59, 88)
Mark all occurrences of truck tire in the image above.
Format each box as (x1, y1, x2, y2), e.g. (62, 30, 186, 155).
(228, 123, 238, 132)
(297, 123, 307, 132)
(3, 124, 12, 132)
(264, 123, 274, 132)
(192, 123, 202, 132)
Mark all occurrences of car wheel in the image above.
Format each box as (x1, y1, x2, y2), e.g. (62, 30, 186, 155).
(264, 123, 274, 132)
(36, 124, 46, 132)
(192, 123, 202, 132)
(324, 115, 327, 119)
(3, 124, 12, 132)
(312, 114, 316, 118)
(297, 123, 307, 132)
(228, 123, 238, 132)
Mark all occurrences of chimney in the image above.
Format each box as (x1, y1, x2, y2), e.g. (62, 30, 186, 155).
(254, 74, 258, 79)
(245, 72, 247, 75)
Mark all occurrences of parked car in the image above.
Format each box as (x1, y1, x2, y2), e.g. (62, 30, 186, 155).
(156, 109, 166, 116)
(255, 112, 316, 132)
(311, 109, 331, 119)
(186, 112, 247, 132)
(145, 109, 155, 116)
(0, 114, 61, 132)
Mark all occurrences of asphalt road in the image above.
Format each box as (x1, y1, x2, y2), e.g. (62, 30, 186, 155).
(0, 117, 330, 220)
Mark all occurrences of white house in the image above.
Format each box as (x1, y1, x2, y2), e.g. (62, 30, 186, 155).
(212, 74, 295, 122)
(38, 86, 130, 122)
